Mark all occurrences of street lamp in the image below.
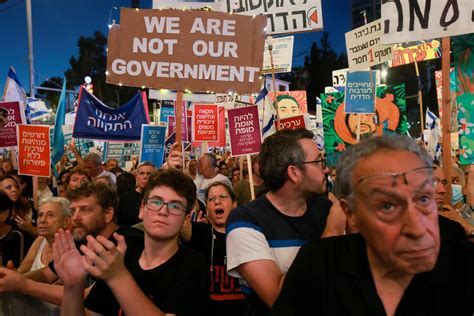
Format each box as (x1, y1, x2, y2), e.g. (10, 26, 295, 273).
(26, 0, 34, 98)
(108, 6, 118, 29)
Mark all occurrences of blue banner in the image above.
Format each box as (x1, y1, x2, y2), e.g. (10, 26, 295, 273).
(73, 87, 149, 141)
(344, 71, 376, 114)
(140, 125, 167, 167)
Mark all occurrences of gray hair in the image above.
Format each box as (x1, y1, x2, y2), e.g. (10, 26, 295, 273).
(83, 152, 103, 166)
(39, 197, 71, 217)
(335, 134, 433, 203)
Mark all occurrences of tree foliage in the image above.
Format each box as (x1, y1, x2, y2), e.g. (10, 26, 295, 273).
(36, 76, 63, 110)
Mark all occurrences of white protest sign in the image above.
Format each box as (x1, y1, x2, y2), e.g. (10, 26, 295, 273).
(153, 0, 225, 11)
(262, 36, 294, 74)
(332, 68, 349, 88)
(345, 19, 393, 70)
(221, 0, 324, 35)
(381, 0, 474, 44)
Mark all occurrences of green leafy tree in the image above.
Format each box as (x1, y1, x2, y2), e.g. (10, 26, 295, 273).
(36, 76, 63, 110)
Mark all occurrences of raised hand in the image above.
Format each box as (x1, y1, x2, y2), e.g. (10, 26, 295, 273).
(80, 233, 128, 282)
(52, 229, 87, 289)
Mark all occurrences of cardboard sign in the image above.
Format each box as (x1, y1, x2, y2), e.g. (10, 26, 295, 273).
(223, 0, 324, 35)
(262, 36, 294, 74)
(345, 19, 393, 70)
(332, 68, 349, 88)
(193, 104, 219, 142)
(139, 124, 167, 167)
(227, 106, 261, 156)
(17, 124, 51, 177)
(344, 71, 377, 114)
(381, 0, 474, 44)
(0, 101, 26, 148)
(390, 40, 441, 67)
(274, 114, 306, 130)
(106, 143, 140, 168)
(107, 8, 266, 94)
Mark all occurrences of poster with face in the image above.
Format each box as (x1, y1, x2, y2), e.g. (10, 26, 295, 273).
(321, 84, 408, 166)
(268, 91, 307, 120)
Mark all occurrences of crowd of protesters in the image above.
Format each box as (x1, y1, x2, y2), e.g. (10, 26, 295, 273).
(0, 129, 473, 315)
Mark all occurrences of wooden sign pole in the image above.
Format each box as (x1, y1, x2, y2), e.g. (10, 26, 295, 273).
(441, 37, 452, 205)
(267, 36, 281, 127)
(176, 90, 183, 148)
(246, 155, 255, 200)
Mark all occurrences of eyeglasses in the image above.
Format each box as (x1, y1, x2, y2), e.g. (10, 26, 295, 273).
(300, 157, 326, 170)
(144, 198, 186, 215)
(354, 166, 436, 191)
(207, 193, 230, 203)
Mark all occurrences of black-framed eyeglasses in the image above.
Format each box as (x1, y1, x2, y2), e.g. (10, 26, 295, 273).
(144, 198, 186, 215)
(300, 157, 326, 169)
(207, 193, 230, 203)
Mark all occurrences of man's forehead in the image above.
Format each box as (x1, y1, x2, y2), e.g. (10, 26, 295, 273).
(70, 196, 99, 207)
(39, 203, 60, 213)
(149, 186, 186, 202)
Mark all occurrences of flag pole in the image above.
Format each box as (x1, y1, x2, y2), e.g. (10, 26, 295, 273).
(441, 37, 452, 204)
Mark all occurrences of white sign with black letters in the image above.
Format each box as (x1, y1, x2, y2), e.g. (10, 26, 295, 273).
(262, 36, 294, 74)
(381, 0, 474, 44)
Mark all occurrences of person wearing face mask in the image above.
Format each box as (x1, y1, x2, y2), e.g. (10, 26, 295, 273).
(451, 165, 474, 228)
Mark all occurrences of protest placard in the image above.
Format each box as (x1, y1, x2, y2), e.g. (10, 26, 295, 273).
(345, 19, 393, 70)
(274, 114, 307, 131)
(332, 68, 349, 88)
(62, 125, 97, 162)
(227, 106, 261, 156)
(0, 101, 26, 148)
(139, 125, 167, 167)
(262, 36, 294, 74)
(106, 8, 266, 94)
(390, 40, 442, 67)
(17, 124, 50, 177)
(222, 0, 324, 35)
(381, 0, 474, 44)
(159, 104, 174, 123)
(344, 71, 377, 114)
(193, 104, 219, 142)
(105, 143, 141, 168)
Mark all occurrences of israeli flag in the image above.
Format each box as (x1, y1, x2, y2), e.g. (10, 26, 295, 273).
(255, 87, 276, 139)
(3, 67, 27, 105)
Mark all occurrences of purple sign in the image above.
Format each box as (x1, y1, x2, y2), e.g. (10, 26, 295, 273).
(167, 114, 191, 142)
(227, 105, 262, 157)
(0, 101, 25, 148)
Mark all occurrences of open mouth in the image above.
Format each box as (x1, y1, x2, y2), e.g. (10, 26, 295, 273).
(215, 209, 225, 215)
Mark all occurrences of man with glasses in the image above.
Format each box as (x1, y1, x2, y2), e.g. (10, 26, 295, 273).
(55, 168, 209, 315)
(226, 128, 346, 315)
(180, 181, 245, 316)
(272, 134, 474, 316)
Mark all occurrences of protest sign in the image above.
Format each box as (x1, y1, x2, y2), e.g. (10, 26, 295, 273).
(0, 101, 26, 148)
(62, 125, 96, 161)
(222, 0, 323, 35)
(139, 124, 167, 167)
(381, 0, 474, 44)
(227, 106, 261, 156)
(274, 114, 306, 131)
(152, 0, 225, 11)
(345, 19, 393, 70)
(167, 115, 191, 142)
(332, 69, 349, 88)
(159, 105, 174, 123)
(105, 143, 141, 168)
(344, 71, 377, 114)
(73, 88, 149, 141)
(262, 36, 294, 74)
(193, 104, 219, 142)
(390, 40, 442, 67)
(107, 8, 266, 94)
(17, 124, 50, 177)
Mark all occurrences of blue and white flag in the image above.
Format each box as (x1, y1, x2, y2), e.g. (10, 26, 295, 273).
(255, 87, 276, 140)
(425, 109, 441, 161)
(51, 80, 67, 172)
(3, 67, 27, 105)
(27, 97, 50, 121)
(73, 87, 149, 141)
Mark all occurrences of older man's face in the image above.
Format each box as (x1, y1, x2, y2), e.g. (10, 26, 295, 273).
(346, 150, 439, 276)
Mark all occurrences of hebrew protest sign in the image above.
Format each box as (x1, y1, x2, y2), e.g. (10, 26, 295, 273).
(139, 124, 167, 167)
(107, 8, 266, 94)
(0, 101, 26, 148)
(345, 19, 393, 70)
(262, 36, 294, 74)
(390, 40, 442, 67)
(274, 114, 306, 131)
(381, 0, 474, 44)
(344, 71, 376, 114)
(17, 124, 50, 177)
(227, 105, 261, 156)
(193, 104, 219, 142)
(221, 0, 323, 35)
(105, 143, 141, 168)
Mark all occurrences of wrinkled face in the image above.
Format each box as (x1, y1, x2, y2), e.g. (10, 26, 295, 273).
(139, 186, 187, 241)
(433, 166, 447, 209)
(346, 150, 439, 276)
(1, 178, 20, 202)
(68, 173, 90, 190)
(136, 165, 155, 190)
(70, 195, 109, 241)
(277, 98, 301, 119)
(206, 185, 236, 229)
(81, 161, 101, 178)
(298, 139, 328, 196)
(37, 202, 69, 238)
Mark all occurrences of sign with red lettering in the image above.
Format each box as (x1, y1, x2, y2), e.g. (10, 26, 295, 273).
(227, 105, 261, 157)
(17, 124, 51, 177)
(0, 101, 26, 148)
(193, 104, 218, 142)
(274, 115, 306, 131)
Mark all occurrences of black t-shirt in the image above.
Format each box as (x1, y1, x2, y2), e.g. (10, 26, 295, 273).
(184, 222, 244, 316)
(85, 237, 210, 316)
(0, 228, 23, 267)
(117, 190, 143, 227)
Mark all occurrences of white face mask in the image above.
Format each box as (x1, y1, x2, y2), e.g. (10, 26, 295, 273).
(451, 184, 464, 205)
